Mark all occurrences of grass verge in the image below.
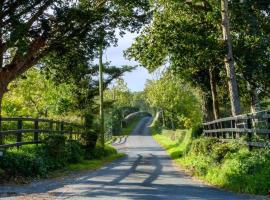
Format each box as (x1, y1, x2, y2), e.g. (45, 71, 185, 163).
(151, 126, 270, 196)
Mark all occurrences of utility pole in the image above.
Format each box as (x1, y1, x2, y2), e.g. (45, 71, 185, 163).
(99, 43, 105, 147)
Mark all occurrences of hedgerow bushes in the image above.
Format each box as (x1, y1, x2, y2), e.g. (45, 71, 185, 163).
(66, 140, 85, 163)
(152, 126, 270, 195)
(181, 138, 270, 194)
(0, 147, 47, 178)
(0, 134, 117, 181)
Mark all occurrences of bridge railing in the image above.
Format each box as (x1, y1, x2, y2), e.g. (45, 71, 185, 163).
(0, 117, 85, 149)
(122, 111, 152, 127)
(203, 110, 270, 148)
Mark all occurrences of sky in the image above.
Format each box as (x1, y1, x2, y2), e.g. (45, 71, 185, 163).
(103, 32, 152, 92)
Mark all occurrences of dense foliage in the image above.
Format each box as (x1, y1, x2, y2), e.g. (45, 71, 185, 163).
(126, 0, 270, 119)
(0, 1, 269, 196)
(0, 135, 117, 181)
(0, 0, 152, 149)
(2, 69, 76, 118)
(104, 78, 149, 135)
(151, 124, 270, 195)
(0, 0, 150, 100)
(144, 74, 203, 129)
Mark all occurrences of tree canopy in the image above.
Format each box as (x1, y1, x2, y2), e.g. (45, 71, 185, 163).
(126, 0, 270, 119)
(0, 0, 151, 113)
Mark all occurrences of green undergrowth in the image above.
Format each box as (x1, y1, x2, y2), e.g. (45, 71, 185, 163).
(0, 135, 122, 184)
(151, 125, 270, 195)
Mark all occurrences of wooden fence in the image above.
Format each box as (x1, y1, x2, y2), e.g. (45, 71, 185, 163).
(203, 110, 270, 149)
(0, 117, 86, 149)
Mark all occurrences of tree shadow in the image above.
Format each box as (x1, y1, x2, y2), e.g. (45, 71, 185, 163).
(0, 117, 257, 200)
(0, 153, 254, 200)
(112, 136, 128, 146)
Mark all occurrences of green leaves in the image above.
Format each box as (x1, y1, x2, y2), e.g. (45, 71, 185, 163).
(144, 73, 203, 128)
(2, 69, 76, 118)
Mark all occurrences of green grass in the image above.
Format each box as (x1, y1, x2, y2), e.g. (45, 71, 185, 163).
(151, 125, 270, 195)
(151, 128, 192, 159)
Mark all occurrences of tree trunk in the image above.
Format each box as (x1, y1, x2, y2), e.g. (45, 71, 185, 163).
(99, 44, 105, 147)
(0, 78, 8, 115)
(209, 67, 220, 120)
(0, 1, 3, 71)
(170, 112, 175, 131)
(0, 92, 2, 116)
(203, 95, 214, 122)
(248, 82, 260, 113)
(0, 90, 3, 145)
(221, 0, 241, 116)
(162, 109, 166, 127)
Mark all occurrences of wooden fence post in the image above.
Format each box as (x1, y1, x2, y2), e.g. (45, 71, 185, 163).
(268, 117, 270, 140)
(247, 118, 252, 151)
(216, 122, 220, 138)
(34, 120, 39, 142)
(17, 119, 23, 146)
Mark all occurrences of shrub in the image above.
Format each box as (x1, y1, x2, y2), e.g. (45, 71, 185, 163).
(211, 142, 239, 163)
(0, 133, 117, 180)
(66, 140, 85, 163)
(155, 126, 270, 195)
(44, 135, 66, 157)
(191, 137, 219, 156)
(191, 124, 203, 138)
(0, 148, 47, 178)
(82, 130, 98, 151)
(214, 149, 270, 194)
(0, 138, 86, 178)
(43, 134, 67, 169)
(83, 113, 98, 150)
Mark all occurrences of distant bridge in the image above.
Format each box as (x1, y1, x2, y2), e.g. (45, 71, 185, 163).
(122, 111, 152, 127)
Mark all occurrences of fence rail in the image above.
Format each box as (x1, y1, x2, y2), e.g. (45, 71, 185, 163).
(0, 117, 86, 149)
(203, 110, 270, 149)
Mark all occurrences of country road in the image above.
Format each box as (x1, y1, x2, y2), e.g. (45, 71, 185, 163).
(0, 117, 265, 200)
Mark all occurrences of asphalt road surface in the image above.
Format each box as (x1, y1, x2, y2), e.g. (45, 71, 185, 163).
(0, 117, 265, 200)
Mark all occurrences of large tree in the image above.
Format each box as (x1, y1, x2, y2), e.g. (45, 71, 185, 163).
(144, 73, 203, 128)
(127, 0, 270, 119)
(0, 0, 150, 113)
(126, 0, 224, 120)
(230, 0, 270, 112)
(220, 0, 241, 116)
